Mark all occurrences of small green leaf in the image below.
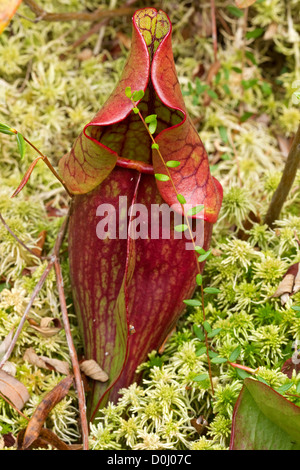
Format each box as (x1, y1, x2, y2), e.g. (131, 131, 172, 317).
(236, 368, 251, 380)
(196, 274, 202, 286)
(193, 325, 205, 341)
(145, 114, 157, 123)
(132, 90, 144, 101)
(196, 347, 207, 357)
(219, 126, 228, 143)
(155, 173, 169, 182)
(198, 250, 211, 262)
(291, 306, 300, 311)
(296, 382, 300, 394)
(232, 67, 242, 73)
(166, 160, 181, 168)
(0, 123, 16, 135)
(148, 120, 157, 135)
(175, 224, 188, 232)
(229, 346, 242, 363)
(241, 79, 259, 90)
(275, 383, 293, 394)
(125, 86, 132, 98)
(208, 350, 219, 359)
(223, 84, 231, 95)
(206, 89, 218, 99)
(183, 299, 201, 307)
(16, 132, 26, 159)
(193, 373, 209, 382)
(240, 111, 253, 122)
(177, 194, 186, 204)
(203, 287, 221, 295)
(195, 246, 206, 254)
(226, 5, 244, 17)
(203, 321, 212, 333)
(133, 107, 139, 114)
(245, 28, 264, 39)
(187, 204, 204, 216)
(207, 328, 222, 338)
(151, 143, 159, 150)
(245, 50, 257, 65)
(211, 357, 228, 364)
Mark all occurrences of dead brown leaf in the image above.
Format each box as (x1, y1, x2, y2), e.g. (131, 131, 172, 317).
(22, 374, 74, 449)
(272, 263, 300, 304)
(17, 427, 71, 450)
(80, 359, 108, 382)
(0, 329, 14, 360)
(31, 230, 47, 257)
(23, 347, 70, 375)
(0, 369, 30, 410)
(29, 316, 62, 337)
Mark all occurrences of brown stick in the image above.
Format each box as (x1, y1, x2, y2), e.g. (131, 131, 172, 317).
(53, 239, 89, 450)
(264, 124, 300, 228)
(24, 0, 135, 23)
(210, 0, 218, 62)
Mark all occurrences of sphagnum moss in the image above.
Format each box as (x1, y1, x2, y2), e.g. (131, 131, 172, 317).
(1, 0, 300, 450)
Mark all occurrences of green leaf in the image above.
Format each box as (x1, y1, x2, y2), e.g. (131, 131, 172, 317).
(206, 89, 218, 99)
(16, 132, 26, 159)
(275, 383, 293, 394)
(203, 321, 212, 333)
(174, 224, 188, 232)
(187, 204, 204, 216)
(230, 378, 300, 450)
(211, 357, 228, 364)
(183, 299, 201, 307)
(196, 274, 202, 286)
(145, 114, 157, 123)
(125, 86, 132, 98)
(240, 111, 253, 122)
(151, 143, 159, 150)
(0, 123, 15, 135)
(207, 328, 222, 338)
(291, 306, 300, 311)
(133, 107, 139, 114)
(132, 90, 144, 101)
(226, 5, 244, 17)
(166, 160, 181, 168)
(236, 368, 251, 380)
(245, 28, 264, 39)
(195, 246, 206, 254)
(245, 50, 257, 65)
(222, 84, 231, 95)
(198, 250, 211, 262)
(0, 282, 11, 292)
(196, 347, 207, 357)
(229, 346, 242, 362)
(203, 287, 221, 294)
(241, 79, 259, 90)
(193, 325, 205, 341)
(219, 126, 228, 143)
(148, 119, 157, 134)
(177, 194, 186, 204)
(208, 350, 219, 359)
(193, 373, 209, 382)
(155, 173, 169, 182)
